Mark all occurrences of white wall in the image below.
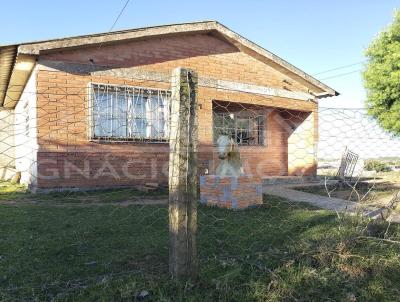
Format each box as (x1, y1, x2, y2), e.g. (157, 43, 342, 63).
(14, 69, 38, 188)
(0, 108, 15, 180)
(288, 111, 317, 176)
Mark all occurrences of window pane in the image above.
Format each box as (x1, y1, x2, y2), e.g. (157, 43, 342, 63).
(132, 91, 147, 138)
(159, 94, 167, 138)
(236, 117, 250, 144)
(114, 90, 127, 137)
(223, 114, 236, 141)
(212, 107, 265, 146)
(213, 113, 236, 143)
(256, 116, 264, 145)
(149, 93, 162, 138)
(93, 86, 113, 137)
(213, 113, 224, 144)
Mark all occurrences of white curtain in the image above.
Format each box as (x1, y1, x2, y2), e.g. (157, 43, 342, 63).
(93, 84, 170, 140)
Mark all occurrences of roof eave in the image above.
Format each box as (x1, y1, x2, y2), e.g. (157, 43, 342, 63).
(1, 20, 339, 107)
(0, 46, 18, 107)
(212, 22, 338, 97)
(0, 52, 36, 109)
(17, 21, 219, 55)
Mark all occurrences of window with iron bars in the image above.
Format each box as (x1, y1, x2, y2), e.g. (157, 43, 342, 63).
(90, 84, 170, 142)
(213, 112, 265, 146)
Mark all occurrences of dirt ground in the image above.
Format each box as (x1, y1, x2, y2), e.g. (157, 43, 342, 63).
(296, 171, 400, 211)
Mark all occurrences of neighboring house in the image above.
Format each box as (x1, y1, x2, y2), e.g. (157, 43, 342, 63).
(0, 21, 338, 192)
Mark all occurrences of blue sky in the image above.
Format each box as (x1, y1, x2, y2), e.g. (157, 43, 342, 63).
(0, 0, 399, 108)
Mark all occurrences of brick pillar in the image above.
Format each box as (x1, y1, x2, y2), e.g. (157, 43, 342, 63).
(168, 67, 199, 279)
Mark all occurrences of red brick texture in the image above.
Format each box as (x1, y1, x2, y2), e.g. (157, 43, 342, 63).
(33, 33, 318, 189)
(199, 175, 263, 209)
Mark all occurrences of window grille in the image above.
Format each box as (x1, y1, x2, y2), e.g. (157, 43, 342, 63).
(91, 84, 170, 142)
(213, 112, 265, 146)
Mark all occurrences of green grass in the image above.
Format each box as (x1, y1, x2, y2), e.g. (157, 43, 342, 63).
(1, 183, 400, 301)
(0, 180, 168, 203)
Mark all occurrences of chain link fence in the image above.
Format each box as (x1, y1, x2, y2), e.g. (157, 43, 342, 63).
(0, 65, 400, 301)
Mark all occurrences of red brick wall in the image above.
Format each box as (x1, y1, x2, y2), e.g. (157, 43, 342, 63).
(41, 34, 308, 92)
(34, 33, 317, 189)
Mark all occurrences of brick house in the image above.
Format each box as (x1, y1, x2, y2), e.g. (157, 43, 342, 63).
(0, 21, 338, 192)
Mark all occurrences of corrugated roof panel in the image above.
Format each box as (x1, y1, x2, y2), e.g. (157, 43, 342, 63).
(0, 46, 17, 106)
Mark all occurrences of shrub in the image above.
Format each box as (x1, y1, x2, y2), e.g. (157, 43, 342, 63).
(364, 160, 391, 172)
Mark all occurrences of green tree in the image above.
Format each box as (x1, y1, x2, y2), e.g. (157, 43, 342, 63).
(364, 10, 400, 135)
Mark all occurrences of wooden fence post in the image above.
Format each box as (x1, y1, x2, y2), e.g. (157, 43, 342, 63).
(168, 67, 199, 279)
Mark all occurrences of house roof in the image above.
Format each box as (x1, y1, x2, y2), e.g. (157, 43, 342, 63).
(0, 20, 338, 108)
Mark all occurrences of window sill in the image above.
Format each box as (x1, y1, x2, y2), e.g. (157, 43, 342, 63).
(211, 144, 266, 148)
(89, 137, 169, 144)
(239, 144, 267, 148)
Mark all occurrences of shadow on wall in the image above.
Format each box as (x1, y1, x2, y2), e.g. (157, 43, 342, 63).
(278, 110, 316, 177)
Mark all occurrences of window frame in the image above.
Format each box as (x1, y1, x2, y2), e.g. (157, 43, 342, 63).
(212, 111, 266, 147)
(88, 83, 171, 143)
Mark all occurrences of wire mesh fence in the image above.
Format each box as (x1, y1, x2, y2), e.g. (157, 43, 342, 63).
(0, 65, 400, 301)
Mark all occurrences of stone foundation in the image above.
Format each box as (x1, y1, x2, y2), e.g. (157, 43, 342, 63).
(200, 175, 263, 209)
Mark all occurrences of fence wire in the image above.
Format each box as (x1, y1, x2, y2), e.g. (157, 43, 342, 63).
(0, 67, 400, 301)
